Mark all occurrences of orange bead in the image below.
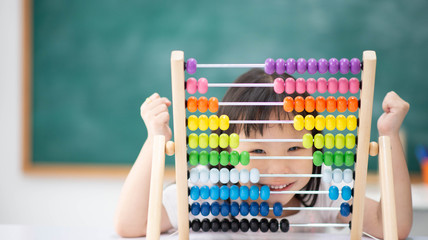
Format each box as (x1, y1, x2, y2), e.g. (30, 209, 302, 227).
(348, 96, 359, 112)
(208, 97, 219, 112)
(294, 96, 305, 113)
(187, 96, 197, 112)
(315, 96, 326, 113)
(305, 96, 315, 113)
(337, 96, 347, 112)
(283, 97, 294, 112)
(326, 96, 336, 112)
(198, 97, 208, 112)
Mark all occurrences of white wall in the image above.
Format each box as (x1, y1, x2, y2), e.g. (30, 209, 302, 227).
(0, 0, 125, 227)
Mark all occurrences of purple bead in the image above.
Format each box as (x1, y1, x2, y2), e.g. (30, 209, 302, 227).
(276, 58, 286, 75)
(285, 58, 296, 74)
(307, 58, 317, 74)
(339, 58, 350, 74)
(264, 58, 275, 74)
(296, 58, 307, 74)
(328, 58, 339, 74)
(318, 58, 328, 74)
(350, 58, 361, 74)
(186, 58, 197, 74)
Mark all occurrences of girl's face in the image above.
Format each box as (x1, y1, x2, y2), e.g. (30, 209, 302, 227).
(233, 115, 313, 208)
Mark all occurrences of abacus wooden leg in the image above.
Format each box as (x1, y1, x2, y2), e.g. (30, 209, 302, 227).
(378, 136, 398, 240)
(146, 135, 166, 240)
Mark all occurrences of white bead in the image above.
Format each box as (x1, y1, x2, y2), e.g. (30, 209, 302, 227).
(220, 168, 230, 184)
(250, 168, 260, 183)
(333, 168, 343, 184)
(343, 169, 353, 183)
(229, 168, 239, 184)
(240, 169, 249, 183)
(199, 168, 209, 183)
(322, 169, 332, 183)
(210, 168, 219, 184)
(189, 168, 199, 183)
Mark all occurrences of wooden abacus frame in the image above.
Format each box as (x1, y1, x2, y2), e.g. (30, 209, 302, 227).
(146, 50, 398, 240)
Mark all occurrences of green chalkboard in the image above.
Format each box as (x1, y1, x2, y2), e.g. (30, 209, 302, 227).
(31, 0, 428, 172)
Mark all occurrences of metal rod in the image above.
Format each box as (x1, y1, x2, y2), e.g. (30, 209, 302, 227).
(197, 64, 264, 68)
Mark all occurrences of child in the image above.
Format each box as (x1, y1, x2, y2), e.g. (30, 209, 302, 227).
(115, 69, 412, 238)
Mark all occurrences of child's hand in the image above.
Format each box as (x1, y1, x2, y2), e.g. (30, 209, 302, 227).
(377, 91, 409, 136)
(140, 93, 172, 141)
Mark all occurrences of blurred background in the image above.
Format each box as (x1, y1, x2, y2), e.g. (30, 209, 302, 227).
(1, 0, 427, 236)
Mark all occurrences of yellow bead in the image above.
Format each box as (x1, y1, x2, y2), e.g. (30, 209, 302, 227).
(219, 133, 229, 149)
(347, 115, 357, 131)
(314, 133, 324, 149)
(304, 115, 315, 131)
(188, 115, 198, 131)
(293, 115, 304, 131)
(346, 133, 356, 149)
(326, 115, 336, 131)
(188, 133, 198, 149)
(199, 133, 208, 148)
(335, 133, 345, 149)
(302, 133, 313, 149)
(209, 115, 219, 130)
(324, 133, 335, 149)
(198, 115, 209, 131)
(209, 133, 219, 148)
(336, 115, 347, 131)
(219, 115, 230, 131)
(229, 133, 240, 149)
(315, 115, 325, 131)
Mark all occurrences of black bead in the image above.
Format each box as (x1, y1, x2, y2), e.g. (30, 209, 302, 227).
(191, 219, 201, 232)
(269, 219, 279, 232)
(211, 218, 220, 232)
(231, 219, 240, 232)
(187, 170, 189, 179)
(221, 219, 230, 232)
(250, 218, 259, 232)
(240, 219, 250, 232)
(349, 221, 352, 230)
(188, 204, 191, 212)
(260, 218, 269, 232)
(201, 218, 211, 232)
(280, 219, 289, 232)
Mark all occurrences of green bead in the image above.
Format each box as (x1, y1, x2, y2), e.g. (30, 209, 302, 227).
(199, 150, 209, 165)
(314, 134, 324, 149)
(240, 151, 250, 166)
(324, 151, 333, 166)
(188, 150, 198, 166)
(335, 134, 345, 149)
(219, 133, 229, 149)
(229, 133, 240, 149)
(302, 133, 313, 149)
(313, 151, 323, 166)
(345, 151, 354, 166)
(346, 133, 356, 149)
(209, 151, 219, 166)
(199, 133, 209, 149)
(220, 151, 230, 166)
(324, 133, 335, 149)
(188, 133, 198, 149)
(334, 151, 344, 166)
(209, 133, 219, 148)
(230, 151, 239, 166)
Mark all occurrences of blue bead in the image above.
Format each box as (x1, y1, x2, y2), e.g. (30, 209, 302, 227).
(220, 202, 230, 216)
(190, 186, 199, 200)
(200, 202, 210, 216)
(329, 186, 339, 200)
(273, 202, 283, 217)
(210, 186, 219, 200)
(340, 202, 351, 217)
(240, 202, 249, 216)
(260, 202, 269, 216)
(250, 202, 259, 216)
(240, 186, 249, 200)
(260, 185, 270, 200)
(191, 202, 200, 215)
(342, 186, 352, 201)
(220, 185, 230, 200)
(230, 185, 239, 200)
(250, 185, 259, 200)
(211, 202, 220, 216)
(230, 202, 240, 217)
(200, 186, 210, 199)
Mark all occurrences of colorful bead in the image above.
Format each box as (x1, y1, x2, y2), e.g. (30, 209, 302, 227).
(220, 185, 229, 200)
(200, 186, 210, 199)
(335, 134, 345, 149)
(307, 58, 318, 74)
(350, 58, 361, 74)
(188, 133, 198, 149)
(230, 202, 240, 217)
(340, 202, 351, 217)
(343, 169, 353, 183)
(314, 133, 324, 149)
(273, 78, 285, 94)
(293, 115, 304, 131)
(265, 58, 276, 74)
(208, 97, 218, 113)
(286, 58, 296, 74)
(219, 115, 229, 131)
(240, 151, 250, 166)
(333, 168, 343, 183)
(187, 77, 197, 94)
(322, 168, 332, 183)
(250, 186, 259, 200)
(326, 96, 337, 112)
(315, 115, 325, 131)
(198, 78, 208, 94)
(347, 115, 357, 131)
(219, 134, 229, 149)
(328, 78, 338, 94)
(337, 96, 347, 113)
(187, 96, 197, 112)
(316, 96, 326, 112)
(342, 186, 352, 201)
(338, 77, 349, 94)
(219, 168, 229, 184)
(229, 133, 240, 149)
(336, 115, 347, 131)
(240, 202, 249, 216)
(191, 202, 201, 215)
(297, 58, 307, 74)
(188, 115, 198, 131)
(250, 168, 260, 183)
(199, 133, 208, 149)
(334, 151, 344, 166)
(229, 168, 239, 183)
(306, 78, 317, 94)
(285, 78, 295, 94)
(305, 96, 315, 113)
(209, 151, 219, 166)
(250, 202, 259, 216)
(329, 185, 339, 200)
(346, 134, 356, 149)
(296, 78, 306, 94)
(260, 202, 269, 216)
(283, 96, 294, 112)
(304, 115, 315, 131)
(211, 202, 220, 216)
(190, 186, 199, 200)
(325, 115, 336, 131)
(302, 133, 314, 149)
(329, 58, 339, 74)
(220, 202, 230, 216)
(201, 202, 210, 216)
(200, 168, 209, 182)
(345, 151, 354, 167)
(273, 202, 283, 216)
(210, 168, 219, 183)
(325, 133, 335, 149)
(209, 115, 219, 130)
(198, 97, 208, 113)
(340, 58, 350, 74)
(318, 58, 328, 74)
(230, 151, 239, 166)
(189, 150, 198, 166)
(317, 78, 327, 93)
(198, 115, 209, 131)
(230, 186, 239, 200)
(240, 169, 249, 183)
(189, 168, 199, 183)
(348, 96, 358, 112)
(209, 133, 219, 148)
(186, 58, 197, 74)
(260, 185, 270, 200)
(294, 96, 305, 112)
(324, 151, 333, 166)
(276, 59, 286, 75)
(349, 78, 360, 94)
(313, 151, 323, 166)
(240, 186, 250, 200)
(219, 151, 229, 166)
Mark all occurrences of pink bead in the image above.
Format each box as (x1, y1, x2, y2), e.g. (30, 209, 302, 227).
(186, 77, 197, 94)
(317, 78, 327, 93)
(306, 78, 317, 94)
(198, 78, 208, 94)
(296, 78, 306, 94)
(349, 78, 360, 94)
(273, 78, 285, 94)
(285, 78, 296, 94)
(338, 78, 349, 94)
(328, 78, 338, 94)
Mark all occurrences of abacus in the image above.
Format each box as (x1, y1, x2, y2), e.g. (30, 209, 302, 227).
(146, 50, 398, 240)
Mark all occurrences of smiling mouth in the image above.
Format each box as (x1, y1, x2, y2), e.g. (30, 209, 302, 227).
(265, 182, 295, 191)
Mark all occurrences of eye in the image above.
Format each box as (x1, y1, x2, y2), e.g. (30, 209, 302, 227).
(288, 146, 301, 152)
(251, 149, 265, 154)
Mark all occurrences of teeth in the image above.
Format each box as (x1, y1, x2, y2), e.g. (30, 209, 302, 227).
(269, 184, 288, 190)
